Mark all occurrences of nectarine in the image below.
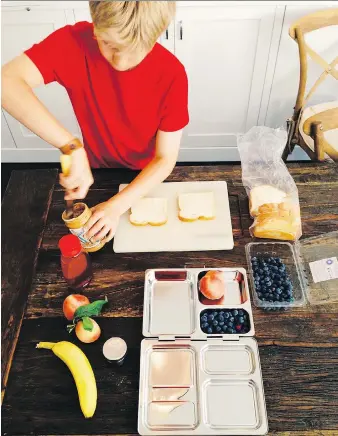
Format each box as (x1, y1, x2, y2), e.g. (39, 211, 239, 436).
(199, 270, 226, 300)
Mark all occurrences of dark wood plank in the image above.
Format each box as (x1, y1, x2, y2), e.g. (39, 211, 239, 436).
(2, 318, 338, 435)
(1, 169, 57, 397)
(26, 244, 338, 319)
(51, 163, 338, 191)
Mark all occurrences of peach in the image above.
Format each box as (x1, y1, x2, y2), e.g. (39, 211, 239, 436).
(63, 294, 90, 321)
(75, 318, 101, 343)
(199, 271, 226, 300)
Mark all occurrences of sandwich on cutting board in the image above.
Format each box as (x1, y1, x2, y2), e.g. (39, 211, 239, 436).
(129, 192, 216, 226)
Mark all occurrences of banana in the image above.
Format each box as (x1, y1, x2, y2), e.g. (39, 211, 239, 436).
(36, 341, 97, 418)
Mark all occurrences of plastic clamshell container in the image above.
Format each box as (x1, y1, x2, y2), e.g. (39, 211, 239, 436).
(246, 231, 338, 309)
(245, 242, 307, 309)
(138, 268, 268, 435)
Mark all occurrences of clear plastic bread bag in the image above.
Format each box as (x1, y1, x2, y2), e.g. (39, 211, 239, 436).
(237, 126, 302, 241)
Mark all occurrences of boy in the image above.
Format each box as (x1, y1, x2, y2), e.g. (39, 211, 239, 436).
(2, 1, 189, 242)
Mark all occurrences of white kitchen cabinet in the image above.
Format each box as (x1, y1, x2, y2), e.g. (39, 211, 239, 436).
(1, 6, 81, 162)
(73, 6, 175, 53)
(174, 3, 284, 160)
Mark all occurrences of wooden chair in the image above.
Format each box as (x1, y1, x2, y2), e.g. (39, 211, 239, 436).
(283, 9, 338, 162)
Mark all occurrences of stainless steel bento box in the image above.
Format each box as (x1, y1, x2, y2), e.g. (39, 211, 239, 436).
(138, 268, 268, 435)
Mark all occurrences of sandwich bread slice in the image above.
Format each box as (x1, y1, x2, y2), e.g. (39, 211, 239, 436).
(129, 197, 168, 226)
(249, 185, 286, 216)
(178, 192, 215, 222)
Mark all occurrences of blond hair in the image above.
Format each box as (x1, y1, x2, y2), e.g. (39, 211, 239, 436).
(89, 1, 176, 51)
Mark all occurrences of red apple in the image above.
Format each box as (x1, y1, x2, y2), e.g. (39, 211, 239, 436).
(75, 318, 101, 343)
(199, 271, 226, 300)
(63, 294, 90, 321)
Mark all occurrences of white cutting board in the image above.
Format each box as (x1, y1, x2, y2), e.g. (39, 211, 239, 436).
(113, 181, 234, 253)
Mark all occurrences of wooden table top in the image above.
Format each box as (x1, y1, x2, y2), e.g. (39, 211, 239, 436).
(1, 163, 338, 436)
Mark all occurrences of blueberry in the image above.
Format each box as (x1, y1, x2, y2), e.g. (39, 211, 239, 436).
(218, 315, 224, 322)
(232, 309, 239, 316)
(201, 322, 209, 329)
(213, 320, 218, 326)
(219, 321, 225, 327)
(252, 257, 257, 262)
(212, 311, 218, 317)
(258, 269, 264, 274)
(207, 314, 214, 321)
(201, 315, 208, 323)
(229, 316, 235, 323)
(230, 328, 237, 334)
(276, 288, 282, 294)
(222, 325, 227, 332)
(227, 321, 234, 328)
(266, 281, 272, 287)
(224, 312, 230, 319)
(215, 326, 222, 333)
(207, 327, 213, 334)
(239, 316, 245, 324)
(238, 310, 244, 316)
(219, 311, 224, 316)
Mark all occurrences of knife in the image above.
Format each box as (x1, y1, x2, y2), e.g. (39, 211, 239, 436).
(60, 154, 74, 219)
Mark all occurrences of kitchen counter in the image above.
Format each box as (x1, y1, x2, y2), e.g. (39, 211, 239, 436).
(2, 163, 338, 435)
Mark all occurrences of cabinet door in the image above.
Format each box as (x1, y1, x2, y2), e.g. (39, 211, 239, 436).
(1, 7, 80, 155)
(175, 3, 280, 160)
(73, 7, 175, 53)
(1, 110, 16, 149)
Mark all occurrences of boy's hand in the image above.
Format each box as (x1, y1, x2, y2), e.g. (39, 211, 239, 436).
(84, 201, 120, 243)
(59, 147, 94, 200)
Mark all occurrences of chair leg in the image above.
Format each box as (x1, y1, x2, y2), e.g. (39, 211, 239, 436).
(311, 121, 325, 161)
(283, 118, 297, 161)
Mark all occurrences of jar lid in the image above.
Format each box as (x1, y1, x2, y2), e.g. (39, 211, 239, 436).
(103, 337, 127, 361)
(59, 234, 82, 257)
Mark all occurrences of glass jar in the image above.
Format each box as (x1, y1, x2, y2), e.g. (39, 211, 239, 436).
(59, 234, 93, 291)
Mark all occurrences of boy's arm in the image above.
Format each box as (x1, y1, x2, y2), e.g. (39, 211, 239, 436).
(111, 129, 182, 212)
(2, 54, 74, 147)
(84, 129, 182, 241)
(2, 54, 94, 198)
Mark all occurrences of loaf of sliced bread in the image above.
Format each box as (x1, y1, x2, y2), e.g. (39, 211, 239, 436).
(249, 185, 286, 216)
(129, 197, 168, 226)
(178, 192, 215, 222)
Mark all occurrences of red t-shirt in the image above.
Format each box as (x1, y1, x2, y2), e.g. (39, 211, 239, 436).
(25, 22, 189, 169)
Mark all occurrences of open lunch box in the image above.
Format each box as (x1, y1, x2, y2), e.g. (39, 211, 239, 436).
(138, 268, 269, 435)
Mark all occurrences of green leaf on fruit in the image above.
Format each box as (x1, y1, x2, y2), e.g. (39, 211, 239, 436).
(82, 316, 93, 332)
(74, 296, 108, 321)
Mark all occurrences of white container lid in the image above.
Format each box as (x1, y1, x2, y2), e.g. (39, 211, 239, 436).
(103, 337, 127, 361)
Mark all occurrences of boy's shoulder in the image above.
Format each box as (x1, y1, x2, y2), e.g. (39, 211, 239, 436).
(152, 43, 186, 75)
(69, 21, 94, 42)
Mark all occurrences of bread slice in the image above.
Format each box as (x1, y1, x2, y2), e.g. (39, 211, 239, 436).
(178, 192, 215, 222)
(249, 185, 286, 216)
(129, 197, 167, 226)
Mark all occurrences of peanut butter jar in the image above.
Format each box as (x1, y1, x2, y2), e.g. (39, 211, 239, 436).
(62, 202, 105, 253)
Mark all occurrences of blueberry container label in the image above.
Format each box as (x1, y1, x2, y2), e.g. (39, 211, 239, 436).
(309, 257, 338, 283)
